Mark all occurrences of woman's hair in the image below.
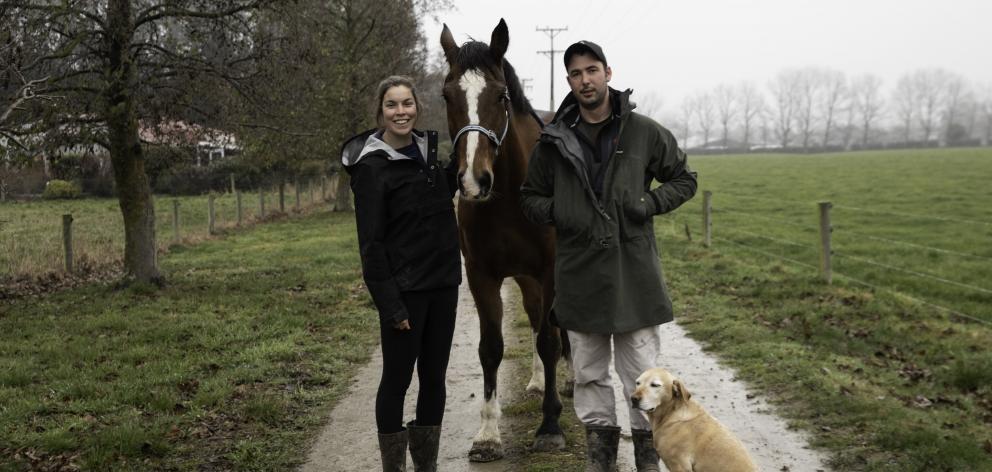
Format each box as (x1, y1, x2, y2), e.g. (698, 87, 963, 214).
(375, 75, 420, 128)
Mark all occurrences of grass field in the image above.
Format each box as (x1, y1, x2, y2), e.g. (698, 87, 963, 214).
(0, 210, 377, 470)
(0, 183, 328, 279)
(667, 147, 992, 323)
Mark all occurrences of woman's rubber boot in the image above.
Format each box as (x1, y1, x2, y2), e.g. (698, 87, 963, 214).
(407, 421, 441, 472)
(584, 424, 621, 472)
(378, 430, 408, 472)
(631, 429, 661, 472)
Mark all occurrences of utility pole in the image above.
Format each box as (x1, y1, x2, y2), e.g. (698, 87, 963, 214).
(536, 26, 567, 110)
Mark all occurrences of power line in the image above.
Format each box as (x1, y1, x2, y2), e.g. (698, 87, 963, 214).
(536, 26, 568, 111)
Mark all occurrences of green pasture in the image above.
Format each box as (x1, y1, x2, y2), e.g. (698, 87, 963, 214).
(0, 211, 376, 470)
(0, 183, 327, 279)
(667, 147, 992, 323)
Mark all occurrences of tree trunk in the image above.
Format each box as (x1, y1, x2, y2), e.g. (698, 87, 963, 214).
(107, 0, 161, 284)
(333, 172, 353, 212)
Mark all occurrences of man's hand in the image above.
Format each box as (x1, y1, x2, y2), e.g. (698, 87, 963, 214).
(393, 319, 411, 330)
(624, 192, 657, 223)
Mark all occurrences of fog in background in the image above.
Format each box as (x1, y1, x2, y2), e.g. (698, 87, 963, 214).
(425, 0, 992, 150)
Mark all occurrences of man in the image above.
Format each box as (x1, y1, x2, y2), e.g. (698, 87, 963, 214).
(520, 41, 697, 472)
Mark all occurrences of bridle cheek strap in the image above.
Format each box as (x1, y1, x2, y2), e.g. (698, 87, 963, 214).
(449, 88, 511, 159)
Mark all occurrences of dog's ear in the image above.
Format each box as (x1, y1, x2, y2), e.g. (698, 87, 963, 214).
(672, 379, 691, 402)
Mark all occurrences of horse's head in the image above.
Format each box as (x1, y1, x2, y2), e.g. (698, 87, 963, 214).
(440, 19, 511, 201)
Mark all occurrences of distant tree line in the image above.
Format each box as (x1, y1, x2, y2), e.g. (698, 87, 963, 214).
(660, 67, 992, 153)
(0, 0, 450, 285)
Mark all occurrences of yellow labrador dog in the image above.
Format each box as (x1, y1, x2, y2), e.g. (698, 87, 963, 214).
(630, 368, 757, 472)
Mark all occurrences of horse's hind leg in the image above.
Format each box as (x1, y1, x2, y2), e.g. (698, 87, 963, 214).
(515, 275, 565, 452)
(516, 276, 546, 394)
(467, 269, 505, 462)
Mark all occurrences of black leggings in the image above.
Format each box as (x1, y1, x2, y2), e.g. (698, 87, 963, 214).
(376, 286, 458, 434)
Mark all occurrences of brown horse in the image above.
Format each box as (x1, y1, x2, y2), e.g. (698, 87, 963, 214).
(440, 19, 566, 461)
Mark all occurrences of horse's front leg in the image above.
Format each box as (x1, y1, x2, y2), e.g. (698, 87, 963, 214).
(467, 269, 505, 462)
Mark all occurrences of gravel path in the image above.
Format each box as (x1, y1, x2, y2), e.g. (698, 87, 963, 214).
(301, 279, 830, 471)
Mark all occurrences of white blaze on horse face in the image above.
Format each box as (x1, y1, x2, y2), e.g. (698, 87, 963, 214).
(459, 69, 486, 198)
(472, 393, 502, 445)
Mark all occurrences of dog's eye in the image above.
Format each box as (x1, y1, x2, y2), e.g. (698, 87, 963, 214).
(635, 381, 641, 386)
(651, 382, 663, 388)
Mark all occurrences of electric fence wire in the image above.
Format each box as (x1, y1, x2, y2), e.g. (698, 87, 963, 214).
(832, 204, 992, 227)
(710, 235, 991, 326)
(832, 227, 992, 261)
(832, 251, 992, 295)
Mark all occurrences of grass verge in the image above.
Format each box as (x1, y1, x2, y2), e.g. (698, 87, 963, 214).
(658, 224, 992, 471)
(0, 210, 378, 471)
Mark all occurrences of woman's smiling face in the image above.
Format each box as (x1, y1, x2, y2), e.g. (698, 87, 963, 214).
(381, 85, 418, 141)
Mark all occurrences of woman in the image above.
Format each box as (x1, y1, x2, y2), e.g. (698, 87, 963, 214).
(341, 75, 461, 472)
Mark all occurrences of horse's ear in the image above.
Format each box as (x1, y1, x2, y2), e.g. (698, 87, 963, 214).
(441, 24, 459, 65)
(490, 18, 508, 63)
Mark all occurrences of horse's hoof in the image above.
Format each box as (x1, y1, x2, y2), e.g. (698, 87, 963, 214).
(469, 440, 504, 462)
(532, 433, 566, 452)
(559, 380, 575, 398)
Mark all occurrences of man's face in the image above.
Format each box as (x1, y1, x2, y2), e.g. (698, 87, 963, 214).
(566, 53, 612, 111)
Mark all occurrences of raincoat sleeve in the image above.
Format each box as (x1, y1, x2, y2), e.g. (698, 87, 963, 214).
(350, 162, 408, 325)
(645, 128, 698, 215)
(520, 143, 556, 225)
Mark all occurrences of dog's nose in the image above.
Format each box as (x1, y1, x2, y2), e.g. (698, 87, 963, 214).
(630, 396, 640, 408)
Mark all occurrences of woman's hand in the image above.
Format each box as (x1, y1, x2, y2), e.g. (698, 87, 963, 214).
(393, 319, 411, 330)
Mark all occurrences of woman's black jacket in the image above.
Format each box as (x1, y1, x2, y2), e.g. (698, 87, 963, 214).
(341, 129, 461, 325)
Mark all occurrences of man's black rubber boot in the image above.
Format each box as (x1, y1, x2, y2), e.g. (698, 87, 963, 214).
(584, 424, 621, 472)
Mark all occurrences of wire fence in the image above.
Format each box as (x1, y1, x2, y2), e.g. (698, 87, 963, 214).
(1, 176, 343, 279)
(675, 191, 992, 326)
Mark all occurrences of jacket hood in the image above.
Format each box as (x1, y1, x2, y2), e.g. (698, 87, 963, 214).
(549, 87, 635, 127)
(341, 129, 429, 167)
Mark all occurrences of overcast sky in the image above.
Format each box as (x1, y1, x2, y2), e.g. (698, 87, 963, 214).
(423, 0, 992, 117)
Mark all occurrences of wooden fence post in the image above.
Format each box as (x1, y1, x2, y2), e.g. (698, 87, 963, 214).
(236, 190, 243, 226)
(62, 214, 73, 272)
(321, 176, 327, 201)
(208, 194, 216, 235)
(279, 180, 286, 213)
(819, 201, 833, 284)
(230, 173, 236, 194)
(309, 180, 315, 205)
(259, 189, 266, 219)
(703, 190, 712, 248)
(172, 200, 180, 242)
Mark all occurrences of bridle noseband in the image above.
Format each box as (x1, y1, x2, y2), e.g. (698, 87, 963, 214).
(450, 87, 511, 158)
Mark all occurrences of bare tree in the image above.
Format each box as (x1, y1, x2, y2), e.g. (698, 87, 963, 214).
(693, 92, 715, 147)
(738, 81, 763, 151)
(713, 83, 736, 147)
(769, 70, 800, 148)
(819, 69, 846, 148)
(893, 74, 917, 145)
(851, 74, 884, 148)
(942, 72, 970, 145)
(911, 68, 949, 145)
(636, 91, 664, 122)
(676, 96, 693, 148)
(794, 68, 822, 152)
(980, 83, 992, 146)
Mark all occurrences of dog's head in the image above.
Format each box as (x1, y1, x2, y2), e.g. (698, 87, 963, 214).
(630, 367, 691, 414)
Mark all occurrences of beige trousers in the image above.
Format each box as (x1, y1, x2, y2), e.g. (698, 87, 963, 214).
(567, 325, 661, 431)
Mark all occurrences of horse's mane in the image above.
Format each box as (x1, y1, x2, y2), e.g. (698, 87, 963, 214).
(455, 41, 536, 118)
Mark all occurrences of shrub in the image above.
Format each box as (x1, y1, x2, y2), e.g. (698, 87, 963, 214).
(41, 180, 82, 199)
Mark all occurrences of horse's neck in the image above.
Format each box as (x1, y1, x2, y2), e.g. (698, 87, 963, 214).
(492, 110, 540, 196)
